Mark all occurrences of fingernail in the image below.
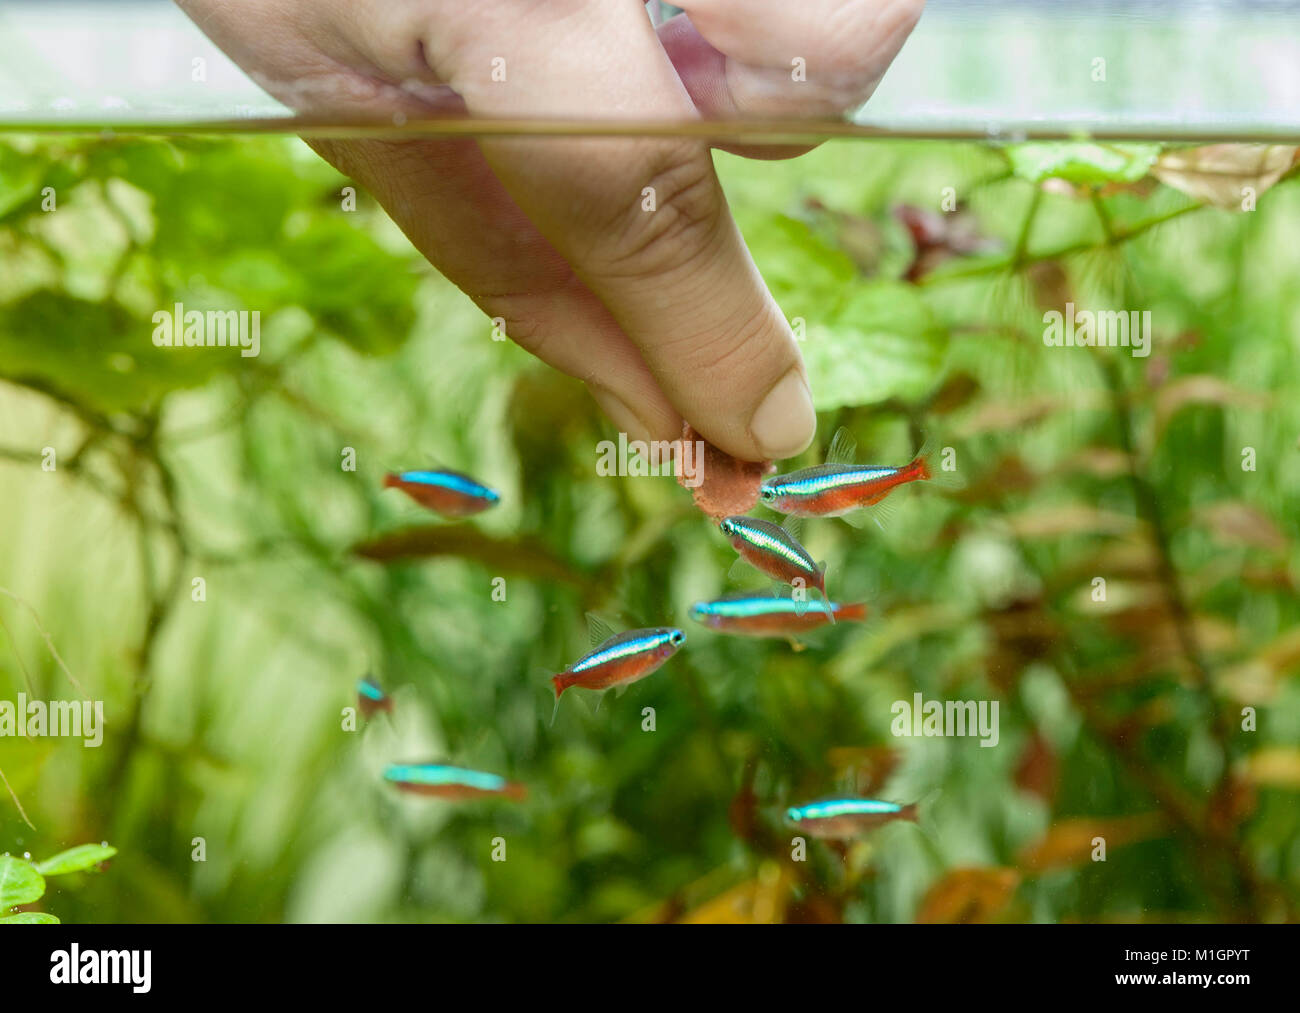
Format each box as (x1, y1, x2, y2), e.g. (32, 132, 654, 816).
(750, 368, 815, 460)
(589, 385, 654, 444)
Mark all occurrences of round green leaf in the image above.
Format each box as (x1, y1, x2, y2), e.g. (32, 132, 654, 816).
(802, 281, 949, 411)
(1007, 142, 1162, 185)
(0, 856, 45, 911)
(0, 912, 60, 924)
(35, 843, 118, 877)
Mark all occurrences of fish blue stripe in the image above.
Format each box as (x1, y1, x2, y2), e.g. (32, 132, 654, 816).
(787, 799, 903, 821)
(573, 631, 674, 673)
(384, 764, 506, 792)
(767, 467, 898, 497)
(729, 519, 814, 568)
(692, 597, 835, 618)
(358, 679, 385, 701)
(397, 470, 499, 501)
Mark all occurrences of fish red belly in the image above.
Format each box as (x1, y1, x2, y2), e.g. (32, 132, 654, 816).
(393, 482, 492, 517)
(790, 477, 904, 516)
(716, 611, 834, 635)
(392, 781, 526, 801)
(733, 540, 818, 588)
(559, 649, 668, 695)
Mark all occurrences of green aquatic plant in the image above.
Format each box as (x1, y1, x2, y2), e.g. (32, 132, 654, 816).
(0, 843, 117, 924)
(1, 131, 1298, 924)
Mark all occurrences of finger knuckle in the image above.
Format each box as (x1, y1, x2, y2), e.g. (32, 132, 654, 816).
(587, 143, 723, 281)
(667, 299, 777, 377)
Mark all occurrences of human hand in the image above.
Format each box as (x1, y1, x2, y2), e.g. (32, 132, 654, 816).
(177, 0, 924, 460)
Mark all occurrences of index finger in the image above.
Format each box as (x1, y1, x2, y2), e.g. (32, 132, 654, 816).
(422, 1, 817, 462)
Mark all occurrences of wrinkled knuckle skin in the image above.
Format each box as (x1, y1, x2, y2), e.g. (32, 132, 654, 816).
(586, 145, 723, 282)
(475, 295, 548, 356)
(673, 300, 774, 377)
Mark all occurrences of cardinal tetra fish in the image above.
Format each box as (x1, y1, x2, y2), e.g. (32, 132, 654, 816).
(761, 429, 957, 523)
(552, 627, 685, 699)
(383, 469, 500, 517)
(383, 763, 527, 801)
(719, 516, 827, 599)
(785, 797, 919, 839)
(690, 593, 867, 637)
(357, 674, 392, 719)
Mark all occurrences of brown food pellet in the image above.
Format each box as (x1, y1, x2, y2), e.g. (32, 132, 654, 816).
(676, 422, 774, 520)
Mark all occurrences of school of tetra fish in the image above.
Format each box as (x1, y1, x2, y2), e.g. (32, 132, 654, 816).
(365, 431, 954, 839)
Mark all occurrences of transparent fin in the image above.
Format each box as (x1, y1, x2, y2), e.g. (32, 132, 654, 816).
(825, 426, 858, 467)
(585, 612, 617, 649)
(817, 565, 835, 624)
(841, 509, 871, 530)
(780, 515, 805, 543)
(790, 584, 810, 616)
(727, 555, 754, 584)
(914, 432, 967, 491)
(872, 492, 902, 529)
(844, 490, 900, 532)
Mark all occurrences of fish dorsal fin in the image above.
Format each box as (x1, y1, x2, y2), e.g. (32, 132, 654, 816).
(825, 427, 858, 467)
(780, 515, 805, 543)
(585, 612, 619, 649)
(388, 456, 446, 476)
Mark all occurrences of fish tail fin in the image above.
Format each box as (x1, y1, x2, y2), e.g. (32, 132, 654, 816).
(549, 673, 571, 727)
(909, 787, 944, 826)
(835, 602, 870, 623)
(904, 790, 944, 856)
(504, 781, 529, 802)
(815, 562, 832, 622)
(913, 432, 966, 491)
(912, 431, 937, 481)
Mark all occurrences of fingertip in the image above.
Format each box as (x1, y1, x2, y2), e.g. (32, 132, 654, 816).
(749, 367, 816, 461)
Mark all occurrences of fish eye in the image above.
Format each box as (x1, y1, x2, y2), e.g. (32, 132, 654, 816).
(719, 519, 734, 534)
(670, 630, 685, 645)
(760, 487, 775, 502)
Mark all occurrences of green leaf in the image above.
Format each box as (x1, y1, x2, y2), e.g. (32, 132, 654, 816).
(0, 912, 60, 924)
(802, 281, 949, 411)
(35, 843, 118, 876)
(0, 291, 228, 413)
(1006, 142, 1162, 185)
(0, 855, 45, 910)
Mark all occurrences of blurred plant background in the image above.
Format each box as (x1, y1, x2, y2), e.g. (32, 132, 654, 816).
(0, 134, 1298, 923)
